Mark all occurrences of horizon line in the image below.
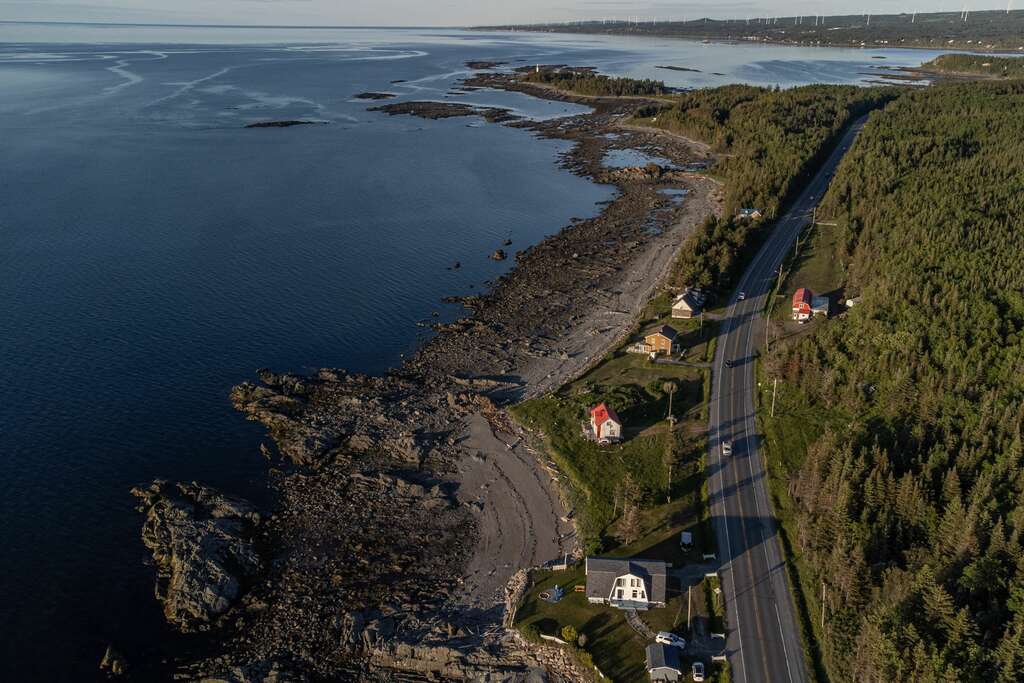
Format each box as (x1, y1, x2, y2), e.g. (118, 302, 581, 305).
(3, 7, 1019, 33)
(0, 20, 467, 30)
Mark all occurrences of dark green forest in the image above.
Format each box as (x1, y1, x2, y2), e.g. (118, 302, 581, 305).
(486, 11, 1024, 51)
(521, 69, 668, 96)
(765, 81, 1024, 681)
(635, 85, 892, 294)
(923, 53, 1024, 78)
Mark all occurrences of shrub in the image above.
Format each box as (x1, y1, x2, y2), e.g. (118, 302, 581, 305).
(522, 622, 541, 643)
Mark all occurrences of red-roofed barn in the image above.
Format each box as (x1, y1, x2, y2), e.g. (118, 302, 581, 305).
(792, 288, 813, 321)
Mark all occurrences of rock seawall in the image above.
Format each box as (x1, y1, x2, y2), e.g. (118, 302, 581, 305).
(131, 481, 261, 632)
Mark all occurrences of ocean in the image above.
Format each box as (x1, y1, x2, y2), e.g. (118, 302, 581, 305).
(0, 24, 944, 679)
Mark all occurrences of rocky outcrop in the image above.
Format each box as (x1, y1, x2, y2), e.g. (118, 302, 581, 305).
(369, 101, 521, 123)
(368, 641, 547, 681)
(193, 660, 304, 683)
(131, 481, 261, 632)
(354, 92, 396, 100)
(244, 120, 325, 129)
(99, 644, 129, 677)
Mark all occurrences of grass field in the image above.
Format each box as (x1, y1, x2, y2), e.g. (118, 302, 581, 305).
(516, 567, 647, 680)
(769, 221, 846, 325)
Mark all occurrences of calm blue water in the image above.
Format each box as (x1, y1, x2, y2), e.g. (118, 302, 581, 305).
(0, 24, 941, 679)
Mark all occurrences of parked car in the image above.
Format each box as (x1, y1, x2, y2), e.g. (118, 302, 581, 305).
(722, 441, 733, 457)
(655, 631, 687, 649)
(737, 291, 746, 300)
(692, 661, 706, 681)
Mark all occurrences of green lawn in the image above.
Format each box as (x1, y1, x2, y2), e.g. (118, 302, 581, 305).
(516, 568, 648, 681)
(511, 392, 707, 552)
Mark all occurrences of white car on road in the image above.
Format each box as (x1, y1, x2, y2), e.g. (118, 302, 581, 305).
(655, 631, 686, 649)
(722, 440, 733, 457)
(692, 661, 706, 681)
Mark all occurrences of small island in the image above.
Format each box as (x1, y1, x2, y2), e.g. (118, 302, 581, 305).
(244, 120, 325, 129)
(354, 92, 397, 100)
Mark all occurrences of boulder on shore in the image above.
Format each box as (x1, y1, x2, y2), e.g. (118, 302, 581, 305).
(131, 480, 262, 632)
(490, 249, 507, 261)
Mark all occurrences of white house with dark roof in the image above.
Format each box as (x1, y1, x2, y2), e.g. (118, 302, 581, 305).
(671, 287, 706, 319)
(585, 557, 669, 610)
(645, 643, 683, 682)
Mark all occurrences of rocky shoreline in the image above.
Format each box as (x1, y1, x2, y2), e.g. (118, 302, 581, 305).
(131, 66, 720, 681)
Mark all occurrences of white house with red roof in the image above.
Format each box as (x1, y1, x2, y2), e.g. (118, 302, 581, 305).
(589, 403, 622, 445)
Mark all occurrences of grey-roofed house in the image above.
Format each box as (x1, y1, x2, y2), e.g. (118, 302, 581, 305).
(645, 643, 683, 682)
(585, 557, 669, 610)
(671, 287, 706, 319)
(811, 294, 831, 317)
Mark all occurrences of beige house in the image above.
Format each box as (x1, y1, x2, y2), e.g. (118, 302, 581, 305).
(671, 288, 706, 319)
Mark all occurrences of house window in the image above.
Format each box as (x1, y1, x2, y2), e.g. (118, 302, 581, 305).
(632, 590, 638, 599)
(616, 578, 624, 587)
(616, 589, 623, 599)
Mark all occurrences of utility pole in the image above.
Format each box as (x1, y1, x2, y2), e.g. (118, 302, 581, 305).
(771, 378, 779, 417)
(687, 585, 692, 630)
(821, 581, 827, 630)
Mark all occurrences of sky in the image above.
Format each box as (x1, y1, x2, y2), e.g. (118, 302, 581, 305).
(0, 0, 1012, 27)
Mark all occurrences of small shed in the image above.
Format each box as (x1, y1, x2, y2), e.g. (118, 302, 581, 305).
(811, 294, 830, 317)
(645, 643, 683, 682)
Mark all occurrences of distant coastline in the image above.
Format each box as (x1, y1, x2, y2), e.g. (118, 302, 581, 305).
(474, 10, 1024, 54)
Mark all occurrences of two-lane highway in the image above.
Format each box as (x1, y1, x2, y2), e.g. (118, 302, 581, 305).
(708, 115, 868, 683)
